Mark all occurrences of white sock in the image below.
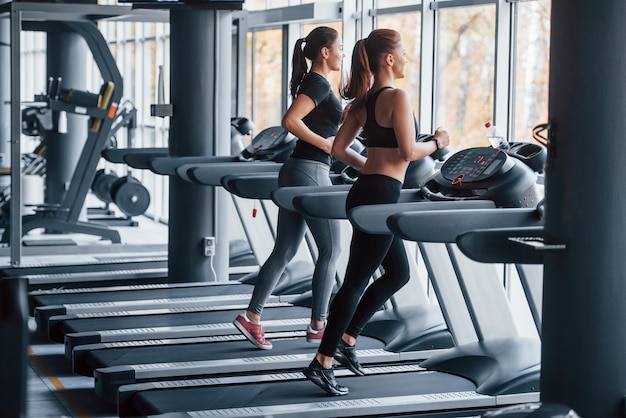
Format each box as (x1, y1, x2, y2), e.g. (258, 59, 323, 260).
(243, 311, 258, 324)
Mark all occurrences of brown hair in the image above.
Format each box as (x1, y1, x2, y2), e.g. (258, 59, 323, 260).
(341, 28, 402, 111)
(290, 26, 340, 99)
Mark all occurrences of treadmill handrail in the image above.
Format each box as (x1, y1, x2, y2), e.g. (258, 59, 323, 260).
(220, 173, 279, 199)
(186, 162, 282, 185)
(270, 184, 352, 211)
(293, 190, 352, 219)
(123, 150, 170, 169)
(456, 226, 545, 264)
(388, 207, 543, 243)
(148, 155, 238, 176)
(348, 200, 497, 235)
(290, 188, 426, 219)
(101, 147, 166, 164)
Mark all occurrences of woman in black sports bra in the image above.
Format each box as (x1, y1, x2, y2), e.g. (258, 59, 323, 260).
(303, 28, 450, 396)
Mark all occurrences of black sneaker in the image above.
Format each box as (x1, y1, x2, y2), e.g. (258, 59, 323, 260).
(302, 359, 349, 396)
(334, 340, 365, 376)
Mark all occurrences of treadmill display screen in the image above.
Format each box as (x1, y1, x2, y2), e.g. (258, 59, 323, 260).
(440, 147, 508, 183)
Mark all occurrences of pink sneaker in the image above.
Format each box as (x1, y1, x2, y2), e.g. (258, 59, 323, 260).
(306, 324, 325, 344)
(233, 314, 273, 350)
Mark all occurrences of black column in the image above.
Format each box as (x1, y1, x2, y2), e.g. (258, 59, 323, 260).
(46, 31, 88, 211)
(168, 9, 231, 282)
(0, 277, 29, 418)
(542, 1, 626, 416)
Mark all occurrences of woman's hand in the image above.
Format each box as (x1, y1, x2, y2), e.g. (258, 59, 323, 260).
(322, 136, 335, 154)
(433, 127, 450, 149)
(340, 103, 352, 124)
(331, 111, 367, 170)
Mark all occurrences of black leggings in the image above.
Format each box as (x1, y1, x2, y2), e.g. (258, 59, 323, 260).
(318, 174, 410, 357)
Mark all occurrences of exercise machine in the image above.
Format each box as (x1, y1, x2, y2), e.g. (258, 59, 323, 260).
(2, 21, 126, 244)
(115, 143, 547, 417)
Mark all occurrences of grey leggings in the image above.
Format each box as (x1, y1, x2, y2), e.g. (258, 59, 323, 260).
(247, 157, 341, 322)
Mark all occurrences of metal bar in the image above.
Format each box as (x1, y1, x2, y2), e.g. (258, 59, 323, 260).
(368, 4, 422, 16)
(247, 2, 341, 29)
(10, 3, 22, 265)
(430, 0, 496, 10)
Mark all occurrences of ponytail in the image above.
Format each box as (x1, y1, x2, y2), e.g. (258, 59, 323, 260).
(290, 38, 307, 100)
(341, 39, 371, 111)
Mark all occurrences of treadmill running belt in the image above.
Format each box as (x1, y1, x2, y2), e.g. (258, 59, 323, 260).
(31, 282, 252, 310)
(82, 335, 384, 374)
(129, 370, 475, 415)
(55, 305, 311, 341)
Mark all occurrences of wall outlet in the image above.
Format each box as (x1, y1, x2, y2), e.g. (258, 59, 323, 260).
(203, 237, 216, 257)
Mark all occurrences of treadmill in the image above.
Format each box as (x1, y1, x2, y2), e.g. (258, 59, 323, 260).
(48, 298, 310, 344)
(116, 145, 546, 417)
(142, 127, 319, 293)
(85, 331, 390, 404)
(50, 174, 347, 357)
(30, 188, 308, 332)
(90, 283, 440, 406)
(456, 225, 545, 337)
(89, 325, 439, 404)
(114, 215, 540, 417)
(62, 310, 312, 357)
(32, 282, 287, 332)
(85, 168, 456, 405)
(6, 256, 170, 291)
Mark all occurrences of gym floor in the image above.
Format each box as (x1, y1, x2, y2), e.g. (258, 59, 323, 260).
(27, 330, 118, 418)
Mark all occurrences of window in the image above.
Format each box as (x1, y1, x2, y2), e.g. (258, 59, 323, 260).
(512, 0, 551, 142)
(248, 29, 284, 131)
(435, 4, 497, 150)
(376, 11, 422, 122)
(98, 18, 170, 222)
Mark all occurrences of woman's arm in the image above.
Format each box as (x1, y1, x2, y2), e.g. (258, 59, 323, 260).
(282, 94, 333, 154)
(393, 90, 449, 161)
(331, 110, 366, 169)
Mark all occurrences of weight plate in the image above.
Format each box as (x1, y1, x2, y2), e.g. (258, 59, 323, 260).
(111, 177, 151, 217)
(92, 169, 119, 203)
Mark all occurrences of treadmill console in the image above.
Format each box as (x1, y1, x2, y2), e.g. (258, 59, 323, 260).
(421, 146, 540, 208)
(239, 126, 296, 162)
(441, 147, 509, 183)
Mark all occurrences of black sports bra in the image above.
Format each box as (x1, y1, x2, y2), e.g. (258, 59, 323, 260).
(363, 87, 398, 148)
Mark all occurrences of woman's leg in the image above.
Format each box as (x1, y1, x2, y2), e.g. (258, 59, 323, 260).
(315, 174, 403, 359)
(246, 206, 307, 317)
(317, 228, 394, 358)
(235, 160, 311, 349)
(306, 215, 341, 323)
(234, 203, 308, 349)
(301, 162, 341, 325)
(304, 174, 403, 392)
(246, 158, 312, 317)
(344, 235, 410, 338)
